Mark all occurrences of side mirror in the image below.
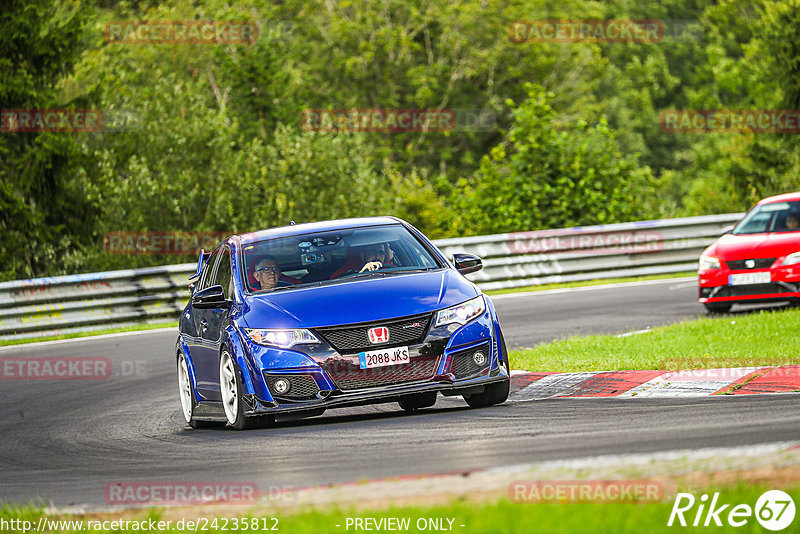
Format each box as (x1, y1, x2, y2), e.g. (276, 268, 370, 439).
(188, 249, 212, 294)
(191, 285, 232, 309)
(190, 249, 212, 279)
(721, 225, 734, 235)
(452, 253, 483, 275)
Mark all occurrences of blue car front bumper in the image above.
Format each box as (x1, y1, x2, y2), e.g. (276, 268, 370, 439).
(234, 305, 508, 416)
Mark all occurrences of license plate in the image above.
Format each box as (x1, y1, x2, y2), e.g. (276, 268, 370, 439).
(729, 272, 771, 285)
(358, 346, 410, 369)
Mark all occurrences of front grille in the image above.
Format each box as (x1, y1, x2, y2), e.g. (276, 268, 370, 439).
(726, 258, 775, 270)
(316, 314, 431, 353)
(323, 355, 439, 390)
(264, 373, 320, 401)
(713, 283, 793, 298)
(450, 342, 492, 379)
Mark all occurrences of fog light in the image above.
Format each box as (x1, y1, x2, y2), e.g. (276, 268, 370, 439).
(473, 351, 486, 366)
(273, 378, 291, 394)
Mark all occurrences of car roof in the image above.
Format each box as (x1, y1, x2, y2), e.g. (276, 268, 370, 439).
(234, 216, 404, 245)
(758, 191, 800, 205)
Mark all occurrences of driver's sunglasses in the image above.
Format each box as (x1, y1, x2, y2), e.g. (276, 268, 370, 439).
(256, 266, 280, 275)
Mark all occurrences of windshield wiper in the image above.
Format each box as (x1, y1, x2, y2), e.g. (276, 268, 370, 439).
(268, 281, 322, 292)
(336, 271, 388, 281)
(383, 267, 433, 273)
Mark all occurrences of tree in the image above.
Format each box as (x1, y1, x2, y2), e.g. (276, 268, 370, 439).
(0, 0, 96, 280)
(454, 84, 655, 235)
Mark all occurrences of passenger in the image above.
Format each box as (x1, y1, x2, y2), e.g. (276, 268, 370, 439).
(786, 214, 800, 230)
(252, 256, 281, 291)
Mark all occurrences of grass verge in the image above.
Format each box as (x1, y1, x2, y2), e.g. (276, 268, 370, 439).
(485, 271, 696, 296)
(1, 483, 796, 533)
(510, 307, 800, 372)
(0, 322, 178, 348)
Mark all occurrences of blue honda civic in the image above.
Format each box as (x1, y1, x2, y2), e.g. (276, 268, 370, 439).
(176, 217, 510, 429)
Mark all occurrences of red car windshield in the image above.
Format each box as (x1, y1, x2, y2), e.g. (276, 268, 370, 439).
(732, 201, 800, 235)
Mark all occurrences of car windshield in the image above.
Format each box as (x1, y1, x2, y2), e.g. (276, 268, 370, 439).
(241, 224, 442, 292)
(732, 201, 800, 235)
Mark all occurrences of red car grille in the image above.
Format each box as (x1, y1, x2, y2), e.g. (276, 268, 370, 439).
(713, 283, 794, 298)
(725, 258, 776, 270)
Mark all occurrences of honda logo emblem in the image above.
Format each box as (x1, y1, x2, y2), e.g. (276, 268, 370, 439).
(368, 326, 389, 344)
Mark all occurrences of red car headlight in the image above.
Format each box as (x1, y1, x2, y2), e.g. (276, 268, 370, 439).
(779, 251, 800, 266)
(698, 255, 721, 270)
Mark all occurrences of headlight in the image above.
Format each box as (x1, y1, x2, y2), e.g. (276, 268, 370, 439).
(435, 296, 486, 328)
(243, 328, 319, 348)
(781, 251, 800, 266)
(698, 255, 721, 270)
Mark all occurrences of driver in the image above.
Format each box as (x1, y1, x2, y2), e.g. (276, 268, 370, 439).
(359, 243, 388, 272)
(787, 214, 800, 230)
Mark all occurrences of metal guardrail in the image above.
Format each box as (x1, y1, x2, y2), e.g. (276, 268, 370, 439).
(0, 213, 742, 340)
(436, 213, 741, 290)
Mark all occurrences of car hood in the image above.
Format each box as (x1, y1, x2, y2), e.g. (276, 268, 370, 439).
(704, 232, 800, 261)
(240, 269, 480, 329)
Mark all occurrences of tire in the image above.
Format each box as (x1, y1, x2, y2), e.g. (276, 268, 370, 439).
(177, 350, 219, 429)
(398, 392, 438, 412)
(219, 349, 274, 430)
(463, 330, 511, 408)
(494, 332, 511, 404)
(704, 302, 732, 314)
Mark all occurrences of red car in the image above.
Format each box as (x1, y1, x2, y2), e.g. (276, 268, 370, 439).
(699, 192, 800, 313)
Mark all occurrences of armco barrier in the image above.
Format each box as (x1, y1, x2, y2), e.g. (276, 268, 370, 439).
(436, 213, 742, 290)
(0, 213, 742, 340)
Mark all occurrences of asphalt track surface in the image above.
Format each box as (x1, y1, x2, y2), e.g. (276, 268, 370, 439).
(1, 278, 799, 507)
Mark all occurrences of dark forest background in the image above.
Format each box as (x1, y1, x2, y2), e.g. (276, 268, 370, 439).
(2, 0, 799, 280)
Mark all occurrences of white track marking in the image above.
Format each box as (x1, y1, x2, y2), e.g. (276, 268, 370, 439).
(0, 327, 177, 352)
(512, 372, 601, 400)
(619, 367, 767, 397)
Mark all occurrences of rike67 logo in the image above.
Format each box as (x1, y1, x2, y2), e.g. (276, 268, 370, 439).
(668, 490, 796, 530)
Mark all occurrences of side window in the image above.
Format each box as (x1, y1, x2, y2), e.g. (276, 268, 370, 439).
(212, 247, 233, 299)
(198, 248, 222, 291)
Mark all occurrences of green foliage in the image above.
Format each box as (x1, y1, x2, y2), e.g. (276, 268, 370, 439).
(0, 0, 96, 280)
(512, 306, 800, 373)
(454, 84, 655, 235)
(3, 0, 800, 280)
(668, 0, 800, 215)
